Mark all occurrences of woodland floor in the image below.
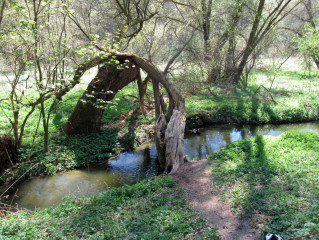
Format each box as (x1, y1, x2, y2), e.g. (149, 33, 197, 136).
(172, 159, 261, 240)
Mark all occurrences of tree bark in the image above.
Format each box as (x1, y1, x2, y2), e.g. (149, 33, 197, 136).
(137, 71, 146, 115)
(164, 109, 186, 173)
(154, 114, 166, 167)
(201, 0, 213, 52)
(152, 79, 162, 121)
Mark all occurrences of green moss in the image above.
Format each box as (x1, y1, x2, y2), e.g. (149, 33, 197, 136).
(0, 176, 220, 240)
(208, 132, 319, 239)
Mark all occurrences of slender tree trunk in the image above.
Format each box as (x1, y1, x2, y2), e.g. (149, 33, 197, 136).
(0, 0, 5, 27)
(40, 99, 49, 152)
(152, 79, 161, 121)
(234, 0, 265, 84)
(13, 111, 19, 147)
(207, 0, 245, 84)
(137, 71, 146, 115)
(201, 0, 213, 52)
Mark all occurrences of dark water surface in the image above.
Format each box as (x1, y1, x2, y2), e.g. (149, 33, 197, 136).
(10, 122, 319, 209)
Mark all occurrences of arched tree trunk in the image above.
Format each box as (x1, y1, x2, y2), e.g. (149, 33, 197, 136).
(65, 63, 139, 135)
(65, 53, 186, 173)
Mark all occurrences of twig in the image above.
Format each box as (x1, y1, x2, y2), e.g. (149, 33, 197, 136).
(4, 147, 14, 168)
(252, 85, 277, 104)
(0, 163, 40, 199)
(205, 87, 220, 98)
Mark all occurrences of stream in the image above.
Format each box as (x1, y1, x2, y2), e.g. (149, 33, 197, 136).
(8, 122, 319, 210)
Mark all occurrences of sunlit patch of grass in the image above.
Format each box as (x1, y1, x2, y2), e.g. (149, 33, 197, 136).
(208, 132, 319, 239)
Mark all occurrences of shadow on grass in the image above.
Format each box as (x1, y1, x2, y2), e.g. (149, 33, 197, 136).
(210, 132, 319, 238)
(210, 135, 276, 217)
(238, 136, 274, 217)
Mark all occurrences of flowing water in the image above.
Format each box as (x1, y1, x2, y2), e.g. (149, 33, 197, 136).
(8, 121, 319, 209)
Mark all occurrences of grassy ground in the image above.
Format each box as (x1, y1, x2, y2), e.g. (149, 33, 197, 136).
(185, 70, 319, 128)
(0, 175, 220, 239)
(208, 132, 319, 239)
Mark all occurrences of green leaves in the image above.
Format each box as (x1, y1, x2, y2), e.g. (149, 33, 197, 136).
(296, 25, 319, 59)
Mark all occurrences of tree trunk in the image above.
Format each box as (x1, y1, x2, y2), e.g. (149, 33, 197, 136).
(0, 0, 5, 27)
(206, 0, 245, 84)
(40, 99, 49, 152)
(154, 114, 166, 167)
(137, 71, 146, 115)
(164, 109, 186, 173)
(234, 0, 265, 85)
(65, 63, 139, 135)
(65, 53, 186, 173)
(201, 0, 213, 52)
(152, 79, 162, 121)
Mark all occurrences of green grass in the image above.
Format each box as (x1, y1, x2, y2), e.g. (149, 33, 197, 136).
(208, 132, 319, 239)
(0, 175, 220, 240)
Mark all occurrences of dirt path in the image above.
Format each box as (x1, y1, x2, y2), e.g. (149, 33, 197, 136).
(172, 159, 261, 240)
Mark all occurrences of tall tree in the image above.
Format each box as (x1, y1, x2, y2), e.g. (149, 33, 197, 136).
(201, 0, 213, 52)
(0, 0, 5, 27)
(233, 0, 303, 85)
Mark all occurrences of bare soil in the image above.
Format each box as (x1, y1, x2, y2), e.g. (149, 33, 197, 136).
(172, 159, 261, 240)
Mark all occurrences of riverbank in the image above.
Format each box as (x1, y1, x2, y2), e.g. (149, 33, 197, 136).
(0, 175, 220, 239)
(185, 70, 319, 128)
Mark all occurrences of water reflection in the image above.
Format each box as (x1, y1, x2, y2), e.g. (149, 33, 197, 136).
(16, 170, 123, 209)
(184, 122, 319, 160)
(11, 121, 319, 209)
(13, 144, 162, 209)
